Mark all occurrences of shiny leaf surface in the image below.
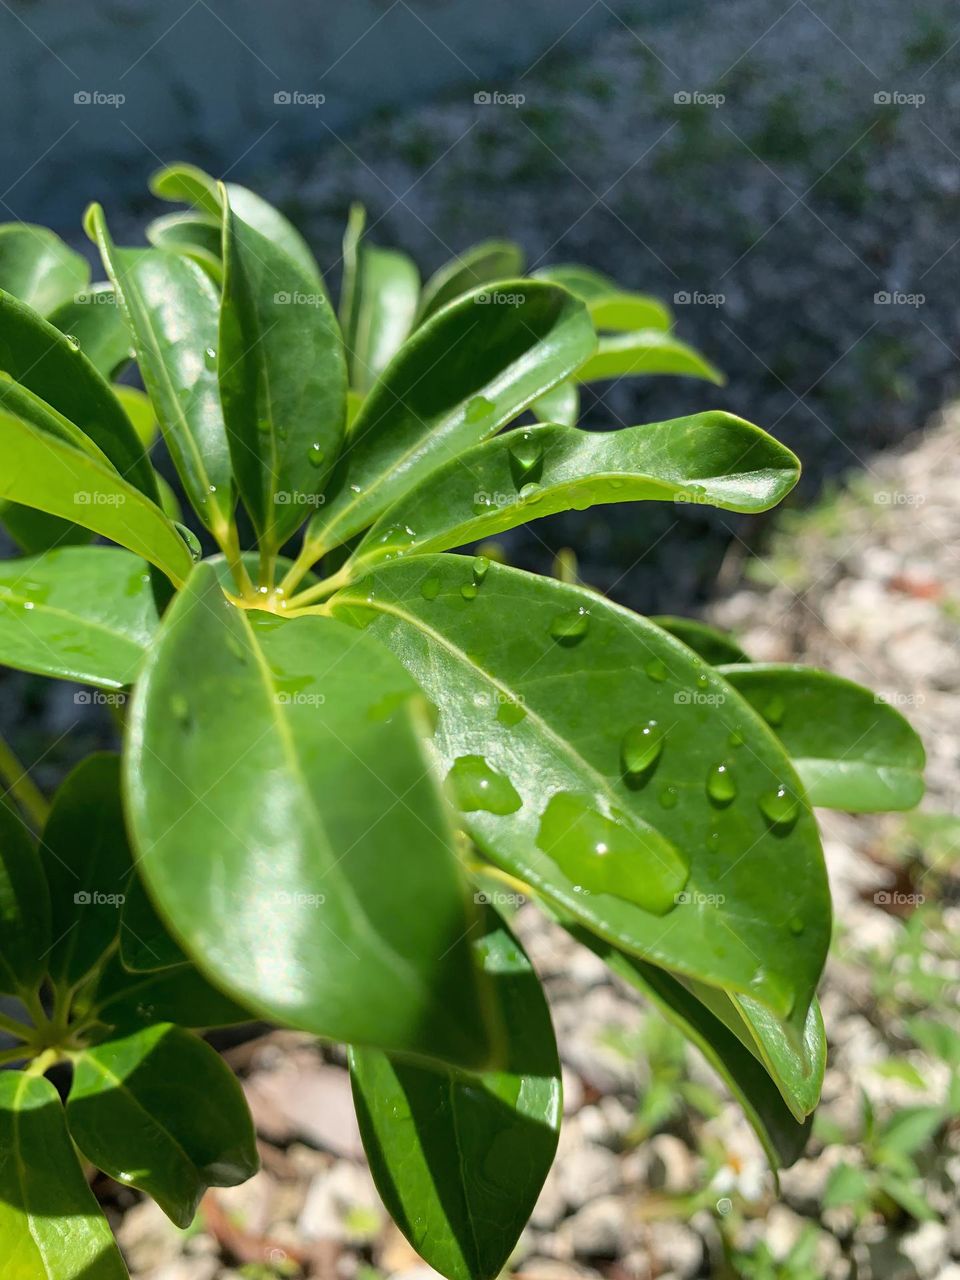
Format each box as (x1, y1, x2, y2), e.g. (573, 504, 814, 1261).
(577, 329, 723, 384)
(46, 284, 134, 380)
(340, 206, 419, 393)
(0, 224, 89, 316)
(417, 240, 525, 321)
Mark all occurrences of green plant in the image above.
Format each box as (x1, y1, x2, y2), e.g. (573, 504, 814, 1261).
(0, 163, 925, 1280)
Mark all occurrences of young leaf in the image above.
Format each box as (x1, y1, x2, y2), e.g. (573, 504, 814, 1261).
(41, 754, 132, 988)
(652, 616, 750, 665)
(302, 281, 596, 556)
(535, 264, 672, 332)
(46, 284, 134, 380)
(0, 1071, 129, 1279)
(146, 210, 223, 282)
(0, 547, 158, 687)
(218, 186, 347, 550)
(67, 1022, 259, 1228)
(718, 664, 926, 811)
(340, 206, 419, 393)
(125, 563, 497, 1068)
(0, 408, 193, 584)
(417, 239, 525, 321)
(331, 556, 830, 1032)
(351, 906, 561, 1280)
(0, 798, 50, 993)
(0, 223, 89, 316)
(577, 330, 723, 384)
(113, 386, 159, 452)
(0, 288, 159, 502)
(351, 414, 800, 570)
(532, 379, 579, 427)
(85, 205, 234, 533)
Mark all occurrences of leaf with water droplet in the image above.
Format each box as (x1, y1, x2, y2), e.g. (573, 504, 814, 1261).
(550, 606, 589, 644)
(447, 755, 522, 815)
(620, 720, 664, 783)
(706, 762, 737, 807)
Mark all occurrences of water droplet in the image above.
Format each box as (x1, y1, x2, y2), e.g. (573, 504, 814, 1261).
(256, 417, 271, 434)
(22, 601, 34, 611)
(788, 915, 805, 935)
(706, 762, 737, 807)
(307, 442, 324, 468)
(465, 394, 495, 423)
(550, 606, 590, 644)
(64, 334, 80, 352)
(497, 697, 526, 726)
(659, 785, 679, 809)
(420, 576, 441, 601)
(461, 582, 478, 601)
(620, 720, 664, 781)
(509, 431, 544, 485)
(173, 522, 202, 561)
(473, 555, 490, 583)
(519, 481, 542, 502)
(447, 755, 522, 815)
(727, 728, 744, 748)
(763, 694, 787, 727)
(203, 346, 217, 371)
(537, 791, 688, 914)
(759, 784, 800, 831)
(696, 671, 710, 689)
(170, 694, 190, 726)
(472, 493, 493, 515)
(645, 657, 668, 683)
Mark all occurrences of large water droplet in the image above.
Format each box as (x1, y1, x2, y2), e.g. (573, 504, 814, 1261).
(537, 791, 688, 914)
(497, 697, 527, 727)
(465, 394, 495, 423)
(64, 334, 81, 352)
(788, 915, 805, 935)
(461, 582, 478, 601)
(420, 576, 441, 601)
(447, 756, 522, 815)
(550, 606, 590, 644)
(620, 720, 664, 781)
(170, 694, 190, 726)
(307, 442, 325, 468)
(173, 522, 202, 561)
(706, 762, 737, 807)
(659, 785, 679, 810)
(759, 784, 799, 831)
(509, 431, 544, 486)
(645, 657, 668, 683)
(203, 346, 217, 371)
(473, 555, 490, 584)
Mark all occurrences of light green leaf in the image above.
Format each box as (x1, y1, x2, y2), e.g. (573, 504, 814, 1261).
(331, 557, 830, 1036)
(718, 664, 926, 812)
(302, 281, 596, 557)
(0, 798, 50, 994)
(85, 205, 234, 533)
(0, 1071, 128, 1279)
(125, 563, 497, 1068)
(652, 616, 750, 665)
(352, 414, 800, 570)
(146, 211, 223, 282)
(46, 285, 134, 380)
(68, 1022, 259, 1228)
(113, 386, 159, 452)
(532, 380, 579, 427)
(340, 205, 420, 393)
(417, 240, 525, 321)
(0, 547, 157, 687)
(218, 186, 347, 549)
(823, 1162, 871, 1211)
(351, 906, 560, 1280)
(577, 330, 723, 384)
(535, 264, 672, 332)
(876, 1105, 944, 1158)
(0, 408, 193, 584)
(0, 223, 89, 316)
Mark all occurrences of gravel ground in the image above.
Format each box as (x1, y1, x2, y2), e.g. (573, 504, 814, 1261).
(107, 409, 960, 1279)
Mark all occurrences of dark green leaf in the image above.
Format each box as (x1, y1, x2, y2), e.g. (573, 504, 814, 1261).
(535, 264, 671, 332)
(0, 1071, 128, 1279)
(120, 872, 188, 973)
(417, 240, 525, 321)
(125, 563, 496, 1068)
(85, 205, 234, 533)
(331, 556, 830, 1040)
(351, 414, 800, 570)
(46, 285, 134, 380)
(351, 906, 560, 1280)
(0, 502, 93, 555)
(0, 223, 89, 316)
(718, 664, 926, 812)
(652, 616, 750, 665)
(0, 548, 157, 687)
(218, 187, 347, 549)
(41, 754, 132, 988)
(87, 951, 254, 1030)
(302, 281, 596, 556)
(0, 798, 50, 994)
(577, 330, 723, 384)
(340, 206, 419, 393)
(68, 1022, 259, 1228)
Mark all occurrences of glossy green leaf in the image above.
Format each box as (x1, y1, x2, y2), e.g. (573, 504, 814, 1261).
(566, 921, 812, 1166)
(417, 240, 525, 321)
(113, 386, 159, 452)
(68, 1022, 259, 1227)
(0, 798, 50, 993)
(88, 951, 254, 1030)
(0, 547, 157, 687)
(0, 408, 193, 584)
(535, 264, 672, 332)
(0, 223, 89, 316)
(331, 557, 830, 1036)
(0, 1071, 128, 1279)
(340, 205, 420, 393)
(577, 329, 723, 384)
(120, 871, 188, 973)
(218, 186, 347, 549)
(303, 281, 596, 556)
(146, 210, 223, 282)
(125, 563, 496, 1068)
(652, 616, 750, 665)
(46, 284, 134, 380)
(718, 664, 926, 812)
(85, 205, 234, 533)
(532, 379, 579, 427)
(352, 414, 800, 570)
(41, 754, 132, 987)
(351, 906, 560, 1280)
(150, 162, 324, 290)
(0, 288, 159, 501)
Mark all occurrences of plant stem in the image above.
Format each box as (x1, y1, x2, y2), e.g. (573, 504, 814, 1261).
(286, 562, 355, 610)
(26, 1047, 61, 1077)
(0, 732, 49, 830)
(214, 520, 256, 600)
(277, 538, 323, 598)
(0, 1010, 33, 1040)
(0, 1046, 30, 1066)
